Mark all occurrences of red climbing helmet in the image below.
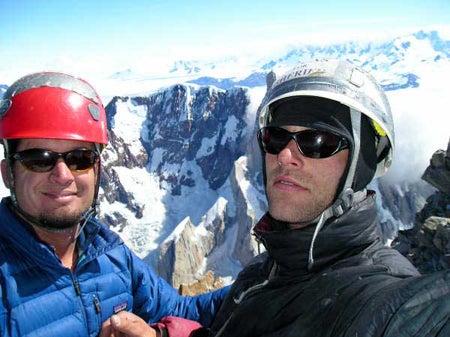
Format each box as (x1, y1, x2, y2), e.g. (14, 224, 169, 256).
(0, 72, 108, 146)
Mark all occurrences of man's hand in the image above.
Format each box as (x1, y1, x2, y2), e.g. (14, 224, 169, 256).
(99, 311, 160, 337)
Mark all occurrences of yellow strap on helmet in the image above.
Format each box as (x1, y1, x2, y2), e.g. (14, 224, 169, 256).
(372, 120, 387, 137)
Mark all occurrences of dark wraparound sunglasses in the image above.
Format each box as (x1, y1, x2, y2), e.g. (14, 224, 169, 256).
(257, 126, 349, 159)
(11, 148, 99, 173)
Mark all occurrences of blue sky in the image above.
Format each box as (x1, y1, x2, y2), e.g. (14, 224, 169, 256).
(1, 0, 449, 82)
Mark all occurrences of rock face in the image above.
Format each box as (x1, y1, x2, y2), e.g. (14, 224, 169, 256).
(141, 84, 250, 194)
(99, 96, 149, 230)
(422, 140, 450, 196)
(178, 271, 225, 296)
(157, 156, 265, 288)
(395, 138, 450, 273)
(158, 202, 227, 288)
(100, 84, 250, 206)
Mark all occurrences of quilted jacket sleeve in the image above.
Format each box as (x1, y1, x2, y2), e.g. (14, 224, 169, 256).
(343, 269, 450, 337)
(127, 247, 229, 327)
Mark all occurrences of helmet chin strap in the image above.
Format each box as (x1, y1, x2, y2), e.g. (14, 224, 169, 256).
(70, 207, 95, 242)
(71, 152, 102, 242)
(307, 108, 362, 270)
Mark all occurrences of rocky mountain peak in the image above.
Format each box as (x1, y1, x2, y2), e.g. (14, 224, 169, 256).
(395, 138, 450, 273)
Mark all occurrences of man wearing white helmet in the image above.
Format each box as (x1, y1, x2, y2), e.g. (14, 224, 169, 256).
(0, 72, 227, 337)
(202, 59, 450, 336)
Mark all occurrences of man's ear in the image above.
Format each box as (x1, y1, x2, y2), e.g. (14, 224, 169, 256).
(1, 159, 12, 189)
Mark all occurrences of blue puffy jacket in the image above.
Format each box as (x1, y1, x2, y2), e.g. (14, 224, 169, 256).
(0, 198, 228, 337)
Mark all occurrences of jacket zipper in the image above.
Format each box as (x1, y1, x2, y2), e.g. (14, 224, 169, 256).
(233, 279, 269, 304)
(73, 278, 81, 296)
(93, 295, 101, 314)
(73, 276, 103, 332)
(215, 261, 278, 337)
(73, 276, 91, 332)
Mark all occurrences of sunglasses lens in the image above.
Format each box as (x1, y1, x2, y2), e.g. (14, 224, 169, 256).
(13, 149, 98, 172)
(296, 130, 344, 158)
(258, 127, 291, 154)
(65, 149, 98, 171)
(14, 149, 56, 172)
(258, 127, 348, 159)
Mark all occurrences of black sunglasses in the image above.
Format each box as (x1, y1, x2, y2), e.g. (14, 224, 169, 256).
(257, 126, 349, 159)
(11, 148, 99, 173)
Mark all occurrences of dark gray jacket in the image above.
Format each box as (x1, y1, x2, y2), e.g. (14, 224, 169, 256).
(209, 192, 450, 337)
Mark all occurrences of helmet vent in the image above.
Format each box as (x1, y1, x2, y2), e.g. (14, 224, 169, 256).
(88, 104, 100, 121)
(349, 68, 365, 87)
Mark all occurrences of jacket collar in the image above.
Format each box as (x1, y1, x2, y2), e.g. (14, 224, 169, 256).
(254, 192, 380, 272)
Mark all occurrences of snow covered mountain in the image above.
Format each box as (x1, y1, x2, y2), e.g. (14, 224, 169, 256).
(1, 29, 449, 287)
(99, 85, 265, 285)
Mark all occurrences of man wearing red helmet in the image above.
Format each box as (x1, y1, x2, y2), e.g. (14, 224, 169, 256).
(0, 72, 227, 337)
